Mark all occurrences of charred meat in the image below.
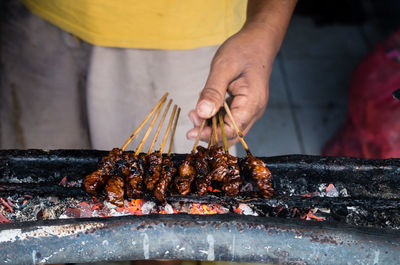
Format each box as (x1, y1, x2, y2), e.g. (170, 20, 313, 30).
(175, 151, 196, 195)
(144, 152, 163, 191)
(242, 152, 273, 198)
(105, 176, 125, 207)
(154, 156, 176, 201)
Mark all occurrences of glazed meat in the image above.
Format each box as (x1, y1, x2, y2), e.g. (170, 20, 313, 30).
(125, 153, 147, 198)
(105, 176, 125, 207)
(154, 156, 176, 201)
(84, 169, 110, 195)
(84, 148, 124, 195)
(194, 146, 211, 196)
(242, 152, 273, 198)
(222, 154, 242, 196)
(175, 151, 196, 195)
(208, 145, 229, 182)
(144, 152, 163, 191)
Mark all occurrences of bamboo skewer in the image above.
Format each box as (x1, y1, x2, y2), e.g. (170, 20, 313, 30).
(134, 98, 167, 157)
(212, 115, 219, 144)
(159, 104, 177, 154)
(218, 111, 229, 154)
(168, 107, 181, 156)
(208, 129, 213, 148)
(121, 92, 168, 151)
(223, 101, 250, 153)
(147, 99, 173, 155)
(192, 119, 206, 152)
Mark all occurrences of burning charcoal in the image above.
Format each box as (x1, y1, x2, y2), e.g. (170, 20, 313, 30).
(324, 184, 338, 197)
(62, 208, 81, 218)
(234, 203, 258, 216)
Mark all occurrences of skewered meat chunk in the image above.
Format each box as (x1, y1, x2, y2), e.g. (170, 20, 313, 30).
(222, 154, 242, 196)
(194, 146, 211, 196)
(242, 152, 273, 198)
(154, 156, 176, 201)
(84, 169, 110, 195)
(105, 176, 125, 207)
(84, 148, 124, 195)
(175, 151, 196, 195)
(125, 153, 147, 198)
(144, 152, 163, 191)
(208, 145, 229, 182)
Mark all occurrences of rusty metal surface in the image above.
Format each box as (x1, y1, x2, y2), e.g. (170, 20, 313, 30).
(0, 214, 399, 265)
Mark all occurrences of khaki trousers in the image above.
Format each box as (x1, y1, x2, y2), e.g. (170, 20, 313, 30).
(1, 2, 220, 153)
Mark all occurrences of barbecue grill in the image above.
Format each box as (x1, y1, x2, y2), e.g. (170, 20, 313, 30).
(0, 149, 399, 264)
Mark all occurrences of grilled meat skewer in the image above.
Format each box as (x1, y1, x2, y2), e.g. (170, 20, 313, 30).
(154, 156, 176, 201)
(242, 152, 273, 198)
(84, 148, 124, 195)
(194, 146, 212, 196)
(144, 152, 163, 191)
(105, 176, 125, 207)
(222, 154, 242, 196)
(125, 153, 147, 198)
(175, 151, 196, 195)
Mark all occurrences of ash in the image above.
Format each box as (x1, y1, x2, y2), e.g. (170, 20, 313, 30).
(0, 194, 82, 222)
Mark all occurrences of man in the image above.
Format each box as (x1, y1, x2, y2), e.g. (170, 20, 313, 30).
(1, 0, 296, 152)
(1, 1, 296, 264)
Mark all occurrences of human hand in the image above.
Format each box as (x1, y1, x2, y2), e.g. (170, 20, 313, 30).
(187, 0, 297, 147)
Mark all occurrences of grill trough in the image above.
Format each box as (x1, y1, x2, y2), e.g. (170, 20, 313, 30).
(0, 149, 399, 264)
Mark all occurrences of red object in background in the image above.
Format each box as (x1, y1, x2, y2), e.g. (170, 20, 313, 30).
(322, 29, 400, 159)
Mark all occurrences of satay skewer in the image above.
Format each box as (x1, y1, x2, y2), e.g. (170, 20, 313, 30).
(154, 106, 179, 202)
(218, 111, 229, 154)
(168, 108, 180, 156)
(212, 115, 219, 145)
(223, 101, 273, 198)
(223, 101, 250, 153)
(208, 131, 213, 148)
(192, 119, 206, 152)
(121, 92, 168, 151)
(159, 104, 177, 154)
(147, 99, 173, 155)
(134, 98, 167, 157)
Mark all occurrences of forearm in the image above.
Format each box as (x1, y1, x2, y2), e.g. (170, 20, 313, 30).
(244, 0, 297, 60)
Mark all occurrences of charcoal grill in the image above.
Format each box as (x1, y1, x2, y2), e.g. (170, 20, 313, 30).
(0, 149, 399, 264)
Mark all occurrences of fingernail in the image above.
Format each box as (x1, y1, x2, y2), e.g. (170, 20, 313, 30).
(198, 100, 215, 117)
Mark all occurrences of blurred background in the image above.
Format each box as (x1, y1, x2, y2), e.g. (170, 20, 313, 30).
(1, 0, 400, 159)
(238, 0, 400, 157)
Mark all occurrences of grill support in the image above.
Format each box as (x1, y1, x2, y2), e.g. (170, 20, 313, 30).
(1, 214, 399, 265)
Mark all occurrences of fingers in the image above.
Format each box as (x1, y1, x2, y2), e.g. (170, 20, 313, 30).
(196, 57, 240, 119)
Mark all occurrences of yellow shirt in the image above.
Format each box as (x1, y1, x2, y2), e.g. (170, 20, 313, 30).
(22, 0, 247, 50)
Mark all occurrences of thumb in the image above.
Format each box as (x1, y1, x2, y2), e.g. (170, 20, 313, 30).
(196, 62, 238, 119)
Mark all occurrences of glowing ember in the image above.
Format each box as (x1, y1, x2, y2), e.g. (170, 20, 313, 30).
(59, 177, 67, 187)
(0, 197, 14, 212)
(234, 203, 258, 216)
(326, 184, 339, 197)
(117, 199, 145, 215)
(207, 186, 221, 193)
(301, 210, 325, 221)
(190, 203, 228, 215)
(0, 212, 10, 223)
